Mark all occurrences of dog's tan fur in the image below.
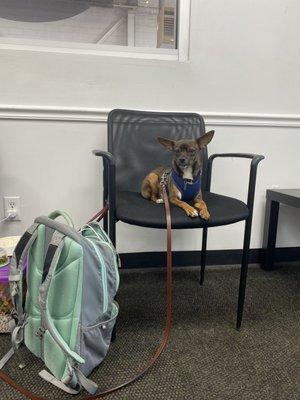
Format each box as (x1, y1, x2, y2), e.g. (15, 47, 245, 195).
(141, 168, 163, 203)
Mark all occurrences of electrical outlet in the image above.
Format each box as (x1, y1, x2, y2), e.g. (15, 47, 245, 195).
(3, 196, 21, 221)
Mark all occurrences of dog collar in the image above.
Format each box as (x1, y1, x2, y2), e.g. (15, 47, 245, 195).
(171, 169, 201, 201)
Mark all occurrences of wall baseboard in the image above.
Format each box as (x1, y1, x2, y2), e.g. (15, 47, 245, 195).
(1, 105, 300, 127)
(119, 247, 300, 269)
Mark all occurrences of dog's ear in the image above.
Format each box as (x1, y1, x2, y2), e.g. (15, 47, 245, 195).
(196, 130, 215, 149)
(157, 137, 175, 151)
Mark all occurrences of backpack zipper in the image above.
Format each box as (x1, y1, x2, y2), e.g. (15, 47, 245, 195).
(86, 238, 108, 314)
(82, 226, 120, 290)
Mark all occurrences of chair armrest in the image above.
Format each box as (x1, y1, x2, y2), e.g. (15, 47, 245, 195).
(92, 150, 116, 215)
(206, 153, 265, 215)
(92, 150, 115, 166)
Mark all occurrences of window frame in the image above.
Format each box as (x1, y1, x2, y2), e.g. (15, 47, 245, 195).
(0, 0, 191, 62)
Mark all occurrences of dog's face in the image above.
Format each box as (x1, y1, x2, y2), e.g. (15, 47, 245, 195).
(157, 131, 214, 176)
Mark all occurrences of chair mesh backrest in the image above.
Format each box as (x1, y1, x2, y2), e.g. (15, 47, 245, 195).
(108, 109, 207, 192)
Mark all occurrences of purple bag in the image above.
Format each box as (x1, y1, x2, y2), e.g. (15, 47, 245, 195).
(0, 257, 27, 332)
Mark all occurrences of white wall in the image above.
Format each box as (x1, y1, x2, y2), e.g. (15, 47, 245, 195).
(1, 0, 300, 254)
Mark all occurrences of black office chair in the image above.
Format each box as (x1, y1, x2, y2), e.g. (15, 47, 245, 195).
(94, 109, 264, 330)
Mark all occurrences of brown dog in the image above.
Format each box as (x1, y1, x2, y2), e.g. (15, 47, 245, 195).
(141, 131, 214, 219)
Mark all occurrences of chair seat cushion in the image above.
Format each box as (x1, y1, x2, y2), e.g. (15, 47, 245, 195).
(116, 191, 249, 229)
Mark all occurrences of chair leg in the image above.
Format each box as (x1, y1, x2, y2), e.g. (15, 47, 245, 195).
(103, 213, 108, 234)
(109, 213, 116, 247)
(199, 228, 208, 285)
(236, 218, 252, 331)
(109, 215, 117, 341)
(103, 159, 108, 234)
(111, 323, 117, 343)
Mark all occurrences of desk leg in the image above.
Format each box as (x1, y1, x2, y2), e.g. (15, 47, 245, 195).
(262, 199, 279, 270)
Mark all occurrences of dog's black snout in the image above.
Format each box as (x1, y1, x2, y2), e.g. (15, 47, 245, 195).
(179, 158, 187, 163)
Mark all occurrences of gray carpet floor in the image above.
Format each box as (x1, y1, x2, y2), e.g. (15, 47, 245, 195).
(0, 264, 299, 400)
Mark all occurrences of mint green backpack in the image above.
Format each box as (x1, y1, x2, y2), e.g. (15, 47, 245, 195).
(0, 210, 120, 395)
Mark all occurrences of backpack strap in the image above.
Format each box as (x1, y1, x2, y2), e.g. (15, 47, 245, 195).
(39, 232, 85, 366)
(0, 348, 14, 370)
(47, 210, 74, 228)
(10, 223, 40, 326)
(14, 223, 39, 264)
(38, 370, 80, 395)
(0, 223, 40, 370)
(74, 368, 98, 395)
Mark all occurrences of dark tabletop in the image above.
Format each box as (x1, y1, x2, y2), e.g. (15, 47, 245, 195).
(267, 189, 300, 208)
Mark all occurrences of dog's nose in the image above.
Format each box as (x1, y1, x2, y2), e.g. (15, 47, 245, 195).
(179, 158, 186, 163)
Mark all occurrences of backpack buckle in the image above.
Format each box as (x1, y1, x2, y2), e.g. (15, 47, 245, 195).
(35, 327, 46, 340)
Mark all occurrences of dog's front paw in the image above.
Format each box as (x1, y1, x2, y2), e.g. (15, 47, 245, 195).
(199, 209, 210, 220)
(184, 205, 199, 218)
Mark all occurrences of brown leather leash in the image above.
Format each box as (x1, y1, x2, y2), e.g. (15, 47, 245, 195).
(87, 204, 109, 224)
(0, 186, 173, 399)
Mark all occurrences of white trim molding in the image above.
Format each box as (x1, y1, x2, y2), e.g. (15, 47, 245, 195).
(203, 112, 300, 128)
(0, 105, 108, 122)
(0, 105, 300, 128)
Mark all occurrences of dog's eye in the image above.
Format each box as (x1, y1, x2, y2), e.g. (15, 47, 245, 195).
(188, 149, 196, 154)
(175, 149, 181, 154)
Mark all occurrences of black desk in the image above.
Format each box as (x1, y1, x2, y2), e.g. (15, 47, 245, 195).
(262, 189, 300, 270)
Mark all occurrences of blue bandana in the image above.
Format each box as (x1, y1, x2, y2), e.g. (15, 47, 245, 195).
(172, 169, 201, 201)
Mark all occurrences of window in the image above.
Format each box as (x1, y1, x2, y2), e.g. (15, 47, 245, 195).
(0, 0, 190, 61)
